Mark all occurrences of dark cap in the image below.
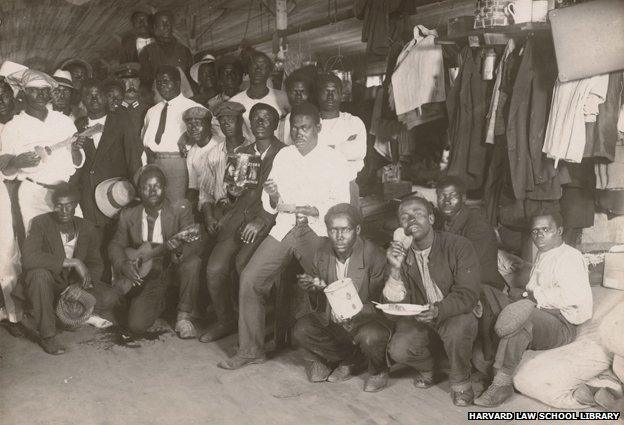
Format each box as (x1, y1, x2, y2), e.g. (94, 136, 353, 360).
(115, 62, 140, 79)
(214, 101, 246, 117)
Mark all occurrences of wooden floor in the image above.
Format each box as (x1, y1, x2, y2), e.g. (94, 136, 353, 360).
(0, 323, 614, 425)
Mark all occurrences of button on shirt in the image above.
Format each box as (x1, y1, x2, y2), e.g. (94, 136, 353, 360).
(141, 209, 163, 244)
(88, 115, 107, 149)
(526, 243, 593, 325)
(142, 94, 203, 154)
(0, 110, 83, 184)
(262, 144, 351, 241)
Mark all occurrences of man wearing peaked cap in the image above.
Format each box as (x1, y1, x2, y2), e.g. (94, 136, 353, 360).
(115, 62, 150, 136)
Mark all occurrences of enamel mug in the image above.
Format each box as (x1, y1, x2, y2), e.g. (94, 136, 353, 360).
(505, 0, 533, 24)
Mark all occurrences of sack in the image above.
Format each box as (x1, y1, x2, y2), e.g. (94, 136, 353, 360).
(603, 252, 624, 290)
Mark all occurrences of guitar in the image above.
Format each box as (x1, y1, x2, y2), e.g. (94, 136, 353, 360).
(123, 224, 201, 280)
(31, 123, 105, 165)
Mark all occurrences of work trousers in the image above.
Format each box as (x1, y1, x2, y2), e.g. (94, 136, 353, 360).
(494, 308, 577, 375)
(237, 224, 323, 358)
(115, 256, 201, 335)
(293, 313, 391, 374)
(205, 230, 266, 326)
(23, 268, 118, 339)
(149, 156, 188, 203)
(388, 313, 478, 389)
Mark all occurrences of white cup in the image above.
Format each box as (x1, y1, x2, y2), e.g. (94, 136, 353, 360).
(531, 0, 549, 22)
(505, 0, 533, 24)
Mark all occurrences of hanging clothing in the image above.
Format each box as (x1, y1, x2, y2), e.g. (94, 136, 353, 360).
(586, 72, 624, 162)
(354, 0, 405, 57)
(596, 140, 624, 189)
(485, 40, 516, 145)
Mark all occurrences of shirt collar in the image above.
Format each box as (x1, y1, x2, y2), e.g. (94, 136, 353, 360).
(164, 93, 184, 106)
(88, 115, 107, 126)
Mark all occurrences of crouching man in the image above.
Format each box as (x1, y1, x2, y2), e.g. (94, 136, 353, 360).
(108, 165, 202, 340)
(384, 195, 481, 406)
(293, 204, 391, 392)
(14, 183, 118, 355)
(474, 212, 593, 407)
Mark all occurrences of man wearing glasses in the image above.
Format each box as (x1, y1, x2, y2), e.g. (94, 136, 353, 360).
(475, 212, 593, 407)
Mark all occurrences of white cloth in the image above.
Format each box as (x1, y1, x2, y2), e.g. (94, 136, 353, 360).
(61, 232, 77, 259)
(262, 144, 351, 241)
(336, 258, 350, 281)
(390, 26, 446, 116)
(0, 175, 21, 323)
(135, 37, 154, 55)
(186, 136, 222, 190)
(0, 110, 83, 184)
(142, 94, 204, 154)
(88, 115, 107, 149)
(229, 88, 290, 141)
(543, 74, 610, 166)
(141, 209, 163, 244)
(526, 243, 593, 325)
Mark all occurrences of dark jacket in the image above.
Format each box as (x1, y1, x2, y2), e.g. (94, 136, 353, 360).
(71, 112, 142, 226)
(309, 236, 388, 327)
(21, 213, 103, 287)
(216, 139, 284, 241)
(120, 101, 150, 138)
(138, 38, 193, 85)
(390, 231, 481, 323)
(108, 198, 199, 271)
(442, 207, 506, 290)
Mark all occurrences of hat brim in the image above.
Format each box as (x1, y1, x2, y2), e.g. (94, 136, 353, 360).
(190, 60, 215, 84)
(60, 58, 93, 78)
(95, 177, 135, 218)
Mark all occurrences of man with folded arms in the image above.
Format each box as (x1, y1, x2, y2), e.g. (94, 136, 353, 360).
(384, 195, 481, 406)
(474, 212, 593, 407)
(293, 203, 390, 392)
(218, 102, 351, 370)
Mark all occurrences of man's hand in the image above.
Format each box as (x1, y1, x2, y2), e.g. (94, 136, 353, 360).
(295, 205, 319, 218)
(11, 152, 41, 168)
(509, 287, 525, 302)
(387, 241, 407, 269)
(72, 135, 88, 151)
(414, 304, 438, 323)
(178, 140, 189, 158)
(263, 179, 280, 197)
(121, 260, 143, 287)
(205, 216, 219, 235)
(296, 274, 327, 292)
(166, 237, 182, 251)
(65, 258, 93, 288)
(240, 218, 265, 244)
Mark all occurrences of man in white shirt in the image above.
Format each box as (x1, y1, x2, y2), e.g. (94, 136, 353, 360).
(142, 65, 203, 202)
(229, 51, 290, 142)
(218, 102, 351, 370)
(475, 212, 593, 407)
(1, 70, 84, 230)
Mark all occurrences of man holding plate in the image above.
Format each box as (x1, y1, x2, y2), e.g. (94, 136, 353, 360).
(384, 195, 481, 407)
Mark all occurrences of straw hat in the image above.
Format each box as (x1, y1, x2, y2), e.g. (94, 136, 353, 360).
(52, 69, 74, 89)
(56, 284, 96, 329)
(0, 61, 29, 95)
(190, 54, 216, 84)
(95, 177, 136, 218)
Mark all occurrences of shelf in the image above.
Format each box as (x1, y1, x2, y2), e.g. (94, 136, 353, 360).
(437, 22, 551, 45)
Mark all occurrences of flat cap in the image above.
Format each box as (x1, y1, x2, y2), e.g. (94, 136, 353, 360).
(214, 101, 245, 117)
(183, 106, 211, 121)
(115, 62, 140, 78)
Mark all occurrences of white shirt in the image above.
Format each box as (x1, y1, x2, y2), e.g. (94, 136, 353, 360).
(0, 110, 83, 184)
(229, 88, 290, 141)
(336, 258, 350, 281)
(141, 209, 163, 244)
(526, 243, 593, 325)
(262, 143, 351, 241)
(88, 115, 107, 149)
(136, 37, 154, 55)
(142, 94, 203, 154)
(61, 231, 77, 259)
(186, 135, 222, 190)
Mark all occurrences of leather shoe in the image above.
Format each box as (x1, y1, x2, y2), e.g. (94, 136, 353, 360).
(217, 353, 266, 370)
(305, 360, 332, 382)
(175, 318, 197, 339)
(474, 383, 514, 407)
(412, 370, 435, 389)
(452, 387, 474, 406)
(364, 371, 389, 392)
(199, 322, 236, 343)
(327, 364, 353, 382)
(40, 336, 66, 355)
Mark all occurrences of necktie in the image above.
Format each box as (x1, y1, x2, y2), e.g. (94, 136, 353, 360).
(154, 102, 168, 145)
(146, 212, 158, 242)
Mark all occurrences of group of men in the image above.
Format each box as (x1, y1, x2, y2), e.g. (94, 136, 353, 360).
(0, 8, 593, 409)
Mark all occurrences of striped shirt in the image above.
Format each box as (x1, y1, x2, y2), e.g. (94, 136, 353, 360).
(198, 139, 250, 208)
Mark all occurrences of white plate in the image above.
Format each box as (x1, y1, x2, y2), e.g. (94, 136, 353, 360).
(375, 303, 428, 316)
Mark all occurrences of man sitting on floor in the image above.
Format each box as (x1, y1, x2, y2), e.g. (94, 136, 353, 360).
(474, 212, 593, 407)
(293, 203, 391, 392)
(384, 195, 481, 407)
(14, 183, 117, 355)
(108, 164, 202, 340)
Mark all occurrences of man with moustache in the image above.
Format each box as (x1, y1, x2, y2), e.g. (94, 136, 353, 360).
(142, 65, 202, 202)
(278, 72, 313, 145)
(218, 102, 351, 370)
(229, 51, 289, 141)
(115, 63, 151, 136)
(201, 102, 284, 343)
(384, 195, 481, 406)
(120, 9, 155, 63)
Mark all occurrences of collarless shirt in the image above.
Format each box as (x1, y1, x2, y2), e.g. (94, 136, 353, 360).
(262, 144, 351, 241)
(229, 88, 290, 141)
(87, 115, 107, 149)
(185, 133, 223, 191)
(0, 110, 84, 184)
(199, 139, 250, 208)
(412, 246, 445, 304)
(336, 257, 350, 281)
(141, 208, 163, 244)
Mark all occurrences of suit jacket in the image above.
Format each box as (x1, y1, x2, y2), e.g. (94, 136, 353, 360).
(120, 101, 150, 138)
(216, 139, 284, 241)
(108, 198, 200, 271)
(138, 38, 193, 85)
(71, 112, 142, 226)
(442, 207, 506, 290)
(309, 236, 387, 327)
(20, 213, 103, 287)
(390, 231, 481, 323)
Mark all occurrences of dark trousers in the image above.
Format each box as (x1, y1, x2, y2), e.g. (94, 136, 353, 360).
(494, 308, 577, 375)
(23, 268, 118, 339)
(238, 224, 323, 358)
(388, 313, 478, 388)
(205, 231, 266, 326)
(293, 313, 391, 374)
(115, 256, 201, 335)
(94, 219, 116, 284)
